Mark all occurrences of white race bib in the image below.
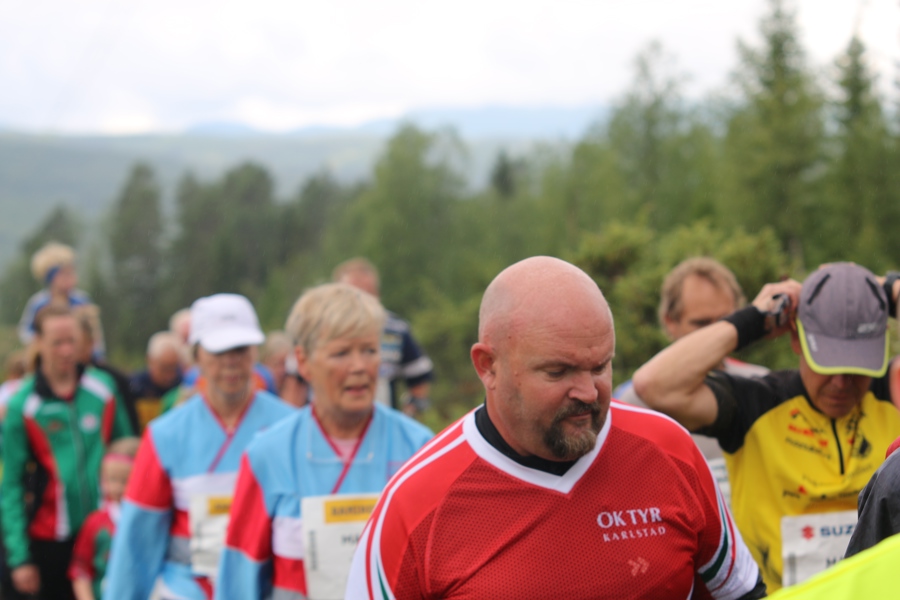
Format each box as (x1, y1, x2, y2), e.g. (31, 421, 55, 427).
(302, 493, 379, 600)
(781, 510, 857, 586)
(188, 494, 233, 579)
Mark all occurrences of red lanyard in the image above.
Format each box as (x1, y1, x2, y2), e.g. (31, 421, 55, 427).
(312, 409, 373, 495)
(208, 429, 236, 474)
(204, 394, 253, 473)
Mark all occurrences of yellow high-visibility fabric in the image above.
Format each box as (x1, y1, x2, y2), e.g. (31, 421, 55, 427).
(770, 533, 900, 599)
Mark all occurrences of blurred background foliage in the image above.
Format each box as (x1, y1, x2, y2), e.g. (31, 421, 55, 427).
(1, 0, 897, 427)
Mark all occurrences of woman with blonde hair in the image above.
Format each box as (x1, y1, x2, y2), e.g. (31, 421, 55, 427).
(217, 283, 432, 600)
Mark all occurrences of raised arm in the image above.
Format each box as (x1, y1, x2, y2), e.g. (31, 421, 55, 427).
(634, 279, 801, 431)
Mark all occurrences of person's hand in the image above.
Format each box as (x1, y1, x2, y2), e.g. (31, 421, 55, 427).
(751, 279, 802, 338)
(12, 564, 40, 595)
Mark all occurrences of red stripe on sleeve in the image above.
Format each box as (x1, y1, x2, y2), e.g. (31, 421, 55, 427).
(125, 430, 173, 509)
(170, 509, 191, 537)
(273, 554, 307, 594)
(195, 576, 214, 599)
(373, 430, 474, 596)
(224, 454, 272, 561)
(101, 397, 115, 442)
(23, 419, 60, 540)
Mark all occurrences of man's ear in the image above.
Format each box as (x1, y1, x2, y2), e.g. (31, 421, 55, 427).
(662, 316, 678, 341)
(471, 342, 498, 390)
(295, 346, 312, 382)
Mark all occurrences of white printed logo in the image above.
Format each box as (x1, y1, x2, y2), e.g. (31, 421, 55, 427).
(629, 557, 649, 576)
(597, 507, 667, 542)
(807, 334, 818, 352)
(858, 322, 878, 334)
(80, 414, 99, 433)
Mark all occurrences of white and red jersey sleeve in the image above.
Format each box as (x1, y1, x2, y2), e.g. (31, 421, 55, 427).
(346, 418, 472, 600)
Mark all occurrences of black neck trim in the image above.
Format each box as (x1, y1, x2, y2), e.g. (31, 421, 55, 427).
(34, 357, 85, 400)
(475, 404, 576, 476)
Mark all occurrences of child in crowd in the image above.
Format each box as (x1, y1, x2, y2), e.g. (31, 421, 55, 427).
(18, 241, 105, 359)
(69, 437, 140, 600)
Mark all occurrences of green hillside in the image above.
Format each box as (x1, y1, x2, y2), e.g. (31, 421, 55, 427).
(0, 131, 540, 267)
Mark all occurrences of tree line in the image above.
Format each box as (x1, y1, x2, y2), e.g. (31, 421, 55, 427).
(1, 0, 897, 424)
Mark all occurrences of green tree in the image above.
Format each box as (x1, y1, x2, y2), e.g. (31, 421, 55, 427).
(572, 221, 794, 388)
(103, 163, 165, 357)
(724, 0, 824, 266)
(166, 172, 219, 311)
(333, 125, 466, 314)
(166, 163, 279, 312)
(563, 42, 724, 241)
(818, 36, 898, 270)
(208, 162, 279, 294)
(278, 171, 351, 262)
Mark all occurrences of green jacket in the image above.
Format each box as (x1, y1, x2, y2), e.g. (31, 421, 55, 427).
(1, 366, 133, 568)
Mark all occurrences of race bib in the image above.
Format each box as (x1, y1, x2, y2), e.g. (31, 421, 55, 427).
(781, 510, 857, 586)
(302, 493, 379, 600)
(188, 494, 233, 579)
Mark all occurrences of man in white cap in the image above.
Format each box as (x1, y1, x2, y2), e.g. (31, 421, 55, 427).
(105, 294, 294, 600)
(634, 263, 900, 592)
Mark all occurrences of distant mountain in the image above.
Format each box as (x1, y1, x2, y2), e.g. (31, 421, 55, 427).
(0, 112, 574, 268)
(404, 105, 606, 138)
(185, 121, 262, 136)
(219, 105, 607, 139)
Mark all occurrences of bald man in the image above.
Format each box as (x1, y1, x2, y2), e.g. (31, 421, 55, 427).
(345, 256, 765, 600)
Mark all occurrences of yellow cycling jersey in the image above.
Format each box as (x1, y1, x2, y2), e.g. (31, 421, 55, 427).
(769, 532, 900, 599)
(699, 369, 900, 592)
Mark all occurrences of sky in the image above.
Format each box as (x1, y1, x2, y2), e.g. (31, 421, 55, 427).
(1, 0, 897, 134)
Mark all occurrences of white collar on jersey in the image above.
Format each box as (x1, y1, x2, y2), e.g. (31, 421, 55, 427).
(463, 404, 612, 494)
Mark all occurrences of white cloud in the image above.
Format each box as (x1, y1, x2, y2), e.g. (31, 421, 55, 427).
(0, 0, 896, 133)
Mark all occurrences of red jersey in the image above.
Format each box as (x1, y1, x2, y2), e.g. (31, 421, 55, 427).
(346, 401, 761, 600)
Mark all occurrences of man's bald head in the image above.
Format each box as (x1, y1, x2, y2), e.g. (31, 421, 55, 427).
(471, 256, 616, 461)
(479, 256, 612, 345)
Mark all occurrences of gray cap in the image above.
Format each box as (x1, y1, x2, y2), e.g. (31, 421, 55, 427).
(797, 263, 889, 377)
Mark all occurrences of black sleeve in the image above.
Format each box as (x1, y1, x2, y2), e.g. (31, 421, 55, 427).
(399, 330, 434, 388)
(844, 451, 900, 558)
(695, 371, 794, 454)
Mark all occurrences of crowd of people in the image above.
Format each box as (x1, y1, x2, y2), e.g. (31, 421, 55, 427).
(0, 240, 898, 599)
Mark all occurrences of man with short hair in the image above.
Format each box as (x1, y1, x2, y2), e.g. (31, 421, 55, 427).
(616, 258, 768, 468)
(1, 305, 133, 600)
(105, 294, 294, 600)
(129, 332, 184, 433)
(634, 262, 900, 591)
(347, 256, 764, 599)
(333, 258, 434, 416)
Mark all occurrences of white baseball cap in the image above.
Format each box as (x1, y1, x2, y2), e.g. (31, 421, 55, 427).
(189, 294, 265, 353)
